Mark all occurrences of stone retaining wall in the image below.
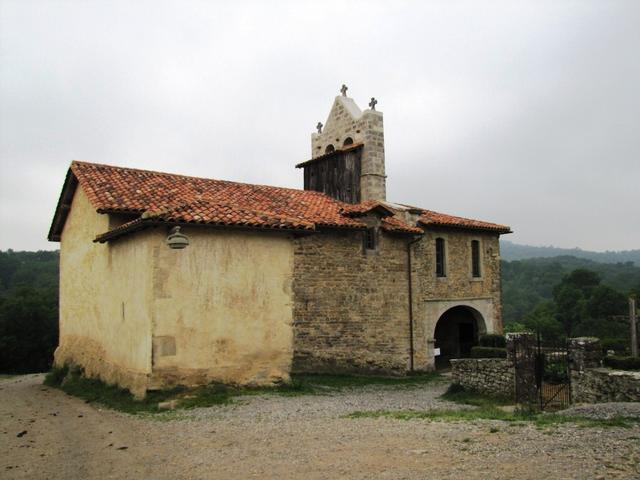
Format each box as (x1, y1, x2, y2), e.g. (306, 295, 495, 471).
(571, 368, 640, 403)
(450, 358, 514, 397)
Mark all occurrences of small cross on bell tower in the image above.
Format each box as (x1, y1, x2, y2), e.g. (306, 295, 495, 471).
(368, 97, 378, 111)
(340, 84, 348, 97)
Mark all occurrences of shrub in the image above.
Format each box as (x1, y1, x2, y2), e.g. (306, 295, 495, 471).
(600, 338, 630, 355)
(542, 359, 569, 384)
(603, 355, 640, 371)
(478, 334, 506, 348)
(470, 346, 507, 358)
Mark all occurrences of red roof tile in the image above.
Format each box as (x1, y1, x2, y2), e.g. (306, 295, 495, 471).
(418, 209, 511, 233)
(48, 161, 510, 242)
(340, 200, 395, 218)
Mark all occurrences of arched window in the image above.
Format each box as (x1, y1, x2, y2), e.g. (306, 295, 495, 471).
(343, 137, 354, 146)
(325, 144, 335, 154)
(435, 238, 446, 277)
(471, 240, 481, 277)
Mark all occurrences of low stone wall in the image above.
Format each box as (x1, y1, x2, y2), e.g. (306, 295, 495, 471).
(450, 358, 514, 397)
(572, 368, 640, 403)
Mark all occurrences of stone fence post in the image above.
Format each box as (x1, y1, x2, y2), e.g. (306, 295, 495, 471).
(569, 337, 602, 372)
(505, 332, 535, 363)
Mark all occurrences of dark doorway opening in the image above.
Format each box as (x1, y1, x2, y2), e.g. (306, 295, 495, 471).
(434, 306, 485, 369)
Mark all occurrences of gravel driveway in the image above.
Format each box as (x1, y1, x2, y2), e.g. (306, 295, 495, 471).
(2, 374, 639, 479)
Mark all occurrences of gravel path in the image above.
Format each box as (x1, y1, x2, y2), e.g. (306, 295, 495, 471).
(2, 374, 639, 479)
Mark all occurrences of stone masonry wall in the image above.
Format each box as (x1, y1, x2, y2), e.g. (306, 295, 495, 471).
(569, 337, 640, 403)
(571, 368, 640, 403)
(450, 358, 515, 397)
(412, 230, 503, 369)
(292, 229, 411, 374)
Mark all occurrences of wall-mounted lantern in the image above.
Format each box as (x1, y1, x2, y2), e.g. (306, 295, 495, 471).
(166, 226, 189, 249)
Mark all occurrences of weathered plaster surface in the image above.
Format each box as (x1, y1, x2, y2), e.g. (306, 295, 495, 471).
(149, 228, 294, 389)
(56, 188, 294, 396)
(55, 188, 153, 397)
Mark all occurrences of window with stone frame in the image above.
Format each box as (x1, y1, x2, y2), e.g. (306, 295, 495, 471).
(435, 237, 446, 277)
(471, 239, 481, 278)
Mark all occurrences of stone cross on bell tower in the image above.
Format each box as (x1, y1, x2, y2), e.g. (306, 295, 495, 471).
(305, 85, 386, 202)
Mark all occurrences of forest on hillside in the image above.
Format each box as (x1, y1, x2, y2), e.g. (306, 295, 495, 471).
(0, 249, 639, 373)
(501, 240, 640, 265)
(0, 250, 59, 373)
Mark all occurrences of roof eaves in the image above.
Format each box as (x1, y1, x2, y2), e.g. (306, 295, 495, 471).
(418, 219, 512, 234)
(47, 169, 79, 242)
(94, 216, 319, 243)
(295, 143, 363, 168)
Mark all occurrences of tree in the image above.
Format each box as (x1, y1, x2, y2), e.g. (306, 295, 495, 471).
(0, 287, 58, 373)
(553, 283, 587, 337)
(562, 268, 601, 296)
(522, 301, 563, 341)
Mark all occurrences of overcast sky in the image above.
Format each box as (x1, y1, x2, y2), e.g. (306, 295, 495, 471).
(1, 0, 638, 252)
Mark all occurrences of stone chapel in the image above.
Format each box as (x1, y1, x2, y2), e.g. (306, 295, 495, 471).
(48, 87, 511, 397)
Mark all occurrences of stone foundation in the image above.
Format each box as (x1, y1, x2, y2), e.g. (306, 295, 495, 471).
(450, 358, 514, 397)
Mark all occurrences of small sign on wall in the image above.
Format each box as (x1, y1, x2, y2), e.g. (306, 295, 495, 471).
(434, 348, 441, 356)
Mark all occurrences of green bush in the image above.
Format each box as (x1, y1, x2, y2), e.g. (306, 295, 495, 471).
(470, 346, 507, 358)
(603, 355, 640, 371)
(542, 359, 569, 384)
(478, 334, 506, 348)
(600, 338, 630, 355)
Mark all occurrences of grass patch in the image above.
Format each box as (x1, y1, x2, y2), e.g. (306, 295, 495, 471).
(0, 374, 17, 380)
(45, 366, 189, 414)
(347, 408, 639, 428)
(348, 406, 524, 422)
(349, 384, 640, 429)
(534, 414, 640, 429)
(43, 366, 441, 414)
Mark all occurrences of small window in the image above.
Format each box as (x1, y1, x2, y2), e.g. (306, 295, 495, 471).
(325, 144, 335, 154)
(435, 238, 446, 277)
(471, 240, 481, 277)
(364, 227, 377, 250)
(343, 137, 354, 146)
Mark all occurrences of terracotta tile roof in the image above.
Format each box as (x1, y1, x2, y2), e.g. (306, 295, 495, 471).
(49, 161, 421, 242)
(417, 209, 511, 234)
(340, 200, 395, 218)
(95, 199, 316, 242)
(48, 161, 510, 242)
(381, 216, 423, 234)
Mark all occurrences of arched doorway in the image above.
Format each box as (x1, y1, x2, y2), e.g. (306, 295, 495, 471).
(434, 306, 486, 369)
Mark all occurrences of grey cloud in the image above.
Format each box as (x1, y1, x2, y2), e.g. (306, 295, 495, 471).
(1, 0, 638, 251)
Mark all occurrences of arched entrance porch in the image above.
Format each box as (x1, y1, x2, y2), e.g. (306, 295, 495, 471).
(434, 305, 486, 369)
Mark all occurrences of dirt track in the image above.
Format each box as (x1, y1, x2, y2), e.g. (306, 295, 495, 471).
(1, 374, 639, 479)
